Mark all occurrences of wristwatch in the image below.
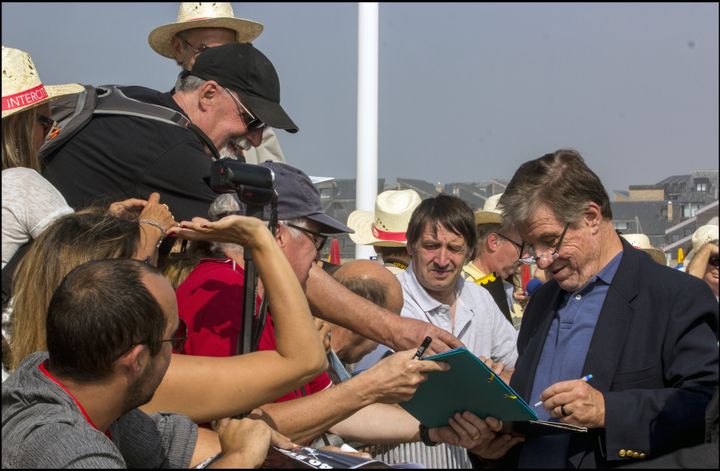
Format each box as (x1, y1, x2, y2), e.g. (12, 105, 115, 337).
(419, 424, 439, 447)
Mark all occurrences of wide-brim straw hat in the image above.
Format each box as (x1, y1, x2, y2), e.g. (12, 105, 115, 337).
(2, 46, 84, 119)
(474, 193, 503, 225)
(621, 233, 666, 265)
(692, 224, 719, 253)
(347, 190, 422, 247)
(148, 2, 264, 59)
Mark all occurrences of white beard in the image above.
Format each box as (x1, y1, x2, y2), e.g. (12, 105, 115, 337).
(219, 136, 252, 160)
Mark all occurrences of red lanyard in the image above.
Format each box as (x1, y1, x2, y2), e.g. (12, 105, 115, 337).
(38, 361, 112, 440)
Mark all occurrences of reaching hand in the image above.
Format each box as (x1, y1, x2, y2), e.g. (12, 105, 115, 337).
(214, 417, 294, 468)
(387, 317, 464, 355)
(167, 214, 270, 248)
(358, 349, 450, 404)
(138, 193, 176, 234)
(107, 197, 147, 219)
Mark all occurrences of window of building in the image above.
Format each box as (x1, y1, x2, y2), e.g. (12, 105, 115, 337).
(682, 204, 700, 218)
(696, 182, 707, 192)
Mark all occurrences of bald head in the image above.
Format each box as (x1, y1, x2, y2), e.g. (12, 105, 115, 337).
(328, 260, 404, 364)
(333, 259, 403, 314)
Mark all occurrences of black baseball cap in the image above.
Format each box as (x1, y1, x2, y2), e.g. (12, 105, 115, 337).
(188, 43, 299, 133)
(259, 161, 353, 234)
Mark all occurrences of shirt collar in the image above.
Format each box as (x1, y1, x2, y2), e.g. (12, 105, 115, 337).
(462, 262, 487, 281)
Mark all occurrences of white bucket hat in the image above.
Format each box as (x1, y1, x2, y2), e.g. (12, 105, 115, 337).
(2, 46, 84, 119)
(474, 193, 503, 225)
(347, 190, 422, 247)
(621, 233, 666, 265)
(148, 2, 264, 59)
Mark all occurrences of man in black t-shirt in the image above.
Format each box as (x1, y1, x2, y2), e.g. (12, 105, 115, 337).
(42, 43, 298, 222)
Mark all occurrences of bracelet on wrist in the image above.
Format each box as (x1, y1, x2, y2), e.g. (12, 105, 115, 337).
(419, 424, 438, 447)
(139, 219, 166, 249)
(139, 219, 166, 236)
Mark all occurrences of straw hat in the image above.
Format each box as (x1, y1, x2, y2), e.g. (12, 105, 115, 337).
(1, 47, 84, 119)
(692, 224, 719, 253)
(148, 2, 264, 59)
(474, 193, 503, 225)
(347, 190, 422, 247)
(621, 233, 666, 265)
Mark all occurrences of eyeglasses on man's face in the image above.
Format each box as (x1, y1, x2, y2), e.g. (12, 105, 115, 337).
(224, 88, 266, 131)
(161, 318, 188, 354)
(519, 222, 570, 266)
(113, 318, 188, 360)
(38, 114, 55, 137)
(286, 223, 327, 252)
(178, 35, 209, 56)
(496, 232, 523, 255)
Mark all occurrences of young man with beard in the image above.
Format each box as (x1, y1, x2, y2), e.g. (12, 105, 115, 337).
(1, 259, 292, 468)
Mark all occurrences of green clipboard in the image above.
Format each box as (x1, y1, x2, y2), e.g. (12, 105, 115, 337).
(400, 347, 587, 433)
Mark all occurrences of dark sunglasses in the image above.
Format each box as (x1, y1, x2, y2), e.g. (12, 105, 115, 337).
(161, 318, 188, 354)
(224, 88, 266, 131)
(709, 255, 720, 268)
(38, 114, 55, 136)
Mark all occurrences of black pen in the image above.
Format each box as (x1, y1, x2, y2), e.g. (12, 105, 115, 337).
(413, 336, 432, 360)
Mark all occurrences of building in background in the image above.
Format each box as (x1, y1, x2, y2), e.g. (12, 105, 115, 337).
(317, 170, 718, 263)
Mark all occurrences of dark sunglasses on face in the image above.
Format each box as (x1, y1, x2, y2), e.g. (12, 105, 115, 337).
(38, 114, 55, 136)
(709, 256, 720, 268)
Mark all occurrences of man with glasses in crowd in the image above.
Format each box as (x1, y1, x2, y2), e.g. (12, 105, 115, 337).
(467, 149, 719, 468)
(174, 162, 470, 452)
(2, 258, 294, 468)
(395, 193, 519, 467)
(462, 193, 525, 327)
(147, 2, 286, 164)
(42, 42, 295, 222)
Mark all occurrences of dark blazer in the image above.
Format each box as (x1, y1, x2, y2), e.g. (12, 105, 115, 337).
(500, 240, 718, 468)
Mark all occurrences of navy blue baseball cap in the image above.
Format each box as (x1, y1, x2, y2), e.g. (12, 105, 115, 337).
(260, 161, 353, 234)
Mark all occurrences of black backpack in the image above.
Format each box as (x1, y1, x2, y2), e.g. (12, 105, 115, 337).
(39, 84, 220, 160)
(2, 85, 222, 307)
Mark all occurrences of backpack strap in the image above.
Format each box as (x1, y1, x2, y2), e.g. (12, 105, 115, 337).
(40, 85, 222, 161)
(95, 86, 221, 161)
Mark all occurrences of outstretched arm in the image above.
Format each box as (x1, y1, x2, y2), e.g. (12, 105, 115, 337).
(251, 350, 449, 444)
(305, 264, 463, 355)
(141, 216, 328, 423)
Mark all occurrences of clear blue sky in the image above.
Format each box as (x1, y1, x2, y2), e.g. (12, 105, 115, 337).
(3, 2, 718, 193)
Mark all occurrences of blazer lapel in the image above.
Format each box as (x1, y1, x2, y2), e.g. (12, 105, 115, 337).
(582, 240, 639, 393)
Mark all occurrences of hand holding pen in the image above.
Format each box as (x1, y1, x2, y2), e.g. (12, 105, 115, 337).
(533, 373, 606, 428)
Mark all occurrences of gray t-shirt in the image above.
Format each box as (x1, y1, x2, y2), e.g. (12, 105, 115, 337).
(2, 352, 198, 468)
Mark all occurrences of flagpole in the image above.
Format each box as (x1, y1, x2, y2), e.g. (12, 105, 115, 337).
(355, 2, 379, 260)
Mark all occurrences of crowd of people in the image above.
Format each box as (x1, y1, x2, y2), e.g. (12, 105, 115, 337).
(2, 2, 718, 469)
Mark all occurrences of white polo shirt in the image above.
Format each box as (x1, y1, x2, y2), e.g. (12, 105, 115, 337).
(397, 265, 518, 367)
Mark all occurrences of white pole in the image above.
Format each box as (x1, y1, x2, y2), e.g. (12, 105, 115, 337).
(355, 2, 379, 260)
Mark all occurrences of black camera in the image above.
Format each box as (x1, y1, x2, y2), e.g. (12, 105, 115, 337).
(210, 159, 275, 207)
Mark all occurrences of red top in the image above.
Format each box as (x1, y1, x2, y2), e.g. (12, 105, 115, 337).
(176, 258, 331, 401)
